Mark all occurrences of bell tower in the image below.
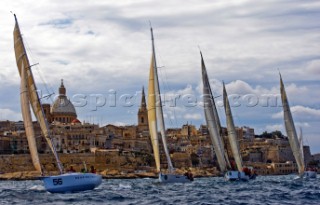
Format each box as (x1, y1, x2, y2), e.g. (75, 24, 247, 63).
(138, 86, 149, 132)
(59, 79, 66, 96)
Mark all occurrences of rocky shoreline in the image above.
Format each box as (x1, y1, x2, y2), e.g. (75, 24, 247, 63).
(0, 153, 220, 180)
(0, 168, 218, 180)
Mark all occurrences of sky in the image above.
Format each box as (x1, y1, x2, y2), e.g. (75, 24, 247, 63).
(0, 0, 319, 153)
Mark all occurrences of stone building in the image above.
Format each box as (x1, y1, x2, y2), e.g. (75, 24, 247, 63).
(96, 88, 152, 153)
(270, 161, 298, 175)
(51, 122, 99, 153)
(240, 138, 295, 163)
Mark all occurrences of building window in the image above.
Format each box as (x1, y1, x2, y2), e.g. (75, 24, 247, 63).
(141, 117, 144, 123)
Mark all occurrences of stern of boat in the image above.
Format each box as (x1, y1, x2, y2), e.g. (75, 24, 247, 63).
(304, 171, 317, 179)
(225, 171, 250, 181)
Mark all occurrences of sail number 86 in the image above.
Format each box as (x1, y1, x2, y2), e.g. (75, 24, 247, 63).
(53, 178, 63, 185)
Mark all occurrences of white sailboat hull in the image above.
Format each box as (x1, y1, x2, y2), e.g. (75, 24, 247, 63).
(224, 171, 256, 181)
(304, 171, 317, 179)
(158, 173, 193, 183)
(42, 173, 102, 193)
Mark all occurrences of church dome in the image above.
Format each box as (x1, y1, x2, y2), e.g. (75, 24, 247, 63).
(51, 97, 77, 115)
(50, 79, 77, 123)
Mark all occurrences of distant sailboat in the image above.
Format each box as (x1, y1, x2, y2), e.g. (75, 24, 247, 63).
(299, 128, 316, 178)
(147, 26, 193, 183)
(14, 14, 102, 193)
(200, 52, 229, 173)
(222, 82, 256, 181)
(280, 74, 316, 179)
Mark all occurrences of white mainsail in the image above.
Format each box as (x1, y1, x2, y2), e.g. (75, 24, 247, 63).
(20, 62, 42, 172)
(280, 74, 305, 176)
(222, 82, 243, 172)
(13, 14, 64, 174)
(200, 52, 227, 172)
(147, 27, 174, 172)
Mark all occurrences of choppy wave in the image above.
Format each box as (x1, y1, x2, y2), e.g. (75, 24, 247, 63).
(0, 175, 319, 204)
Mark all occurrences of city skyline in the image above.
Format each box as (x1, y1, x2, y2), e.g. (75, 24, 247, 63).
(0, 0, 319, 152)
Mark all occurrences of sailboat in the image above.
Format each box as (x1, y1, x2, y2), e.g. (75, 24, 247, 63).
(222, 82, 256, 181)
(200, 52, 255, 181)
(280, 74, 316, 179)
(147, 26, 193, 183)
(14, 14, 102, 193)
(200, 52, 229, 174)
(299, 128, 316, 178)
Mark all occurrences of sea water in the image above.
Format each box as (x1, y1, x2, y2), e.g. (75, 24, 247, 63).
(0, 175, 319, 205)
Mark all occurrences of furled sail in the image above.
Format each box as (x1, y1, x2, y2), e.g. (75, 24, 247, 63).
(223, 82, 243, 172)
(280, 74, 304, 176)
(13, 14, 64, 174)
(20, 62, 42, 172)
(201, 52, 227, 172)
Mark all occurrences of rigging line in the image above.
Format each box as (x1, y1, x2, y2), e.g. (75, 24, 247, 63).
(163, 64, 178, 127)
(156, 52, 174, 127)
(211, 79, 225, 123)
(157, 63, 174, 127)
(158, 53, 179, 128)
(35, 66, 55, 103)
(224, 83, 241, 126)
(23, 37, 56, 103)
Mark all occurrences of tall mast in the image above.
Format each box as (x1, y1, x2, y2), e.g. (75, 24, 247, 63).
(150, 26, 174, 171)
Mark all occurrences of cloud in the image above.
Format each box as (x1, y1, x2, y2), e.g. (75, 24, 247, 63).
(0, 109, 21, 121)
(226, 80, 254, 94)
(184, 113, 202, 120)
(265, 124, 284, 133)
(272, 105, 320, 121)
(306, 59, 320, 75)
(113, 121, 127, 126)
(295, 122, 310, 128)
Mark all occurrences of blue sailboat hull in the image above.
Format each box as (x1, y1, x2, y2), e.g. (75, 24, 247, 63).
(42, 173, 102, 193)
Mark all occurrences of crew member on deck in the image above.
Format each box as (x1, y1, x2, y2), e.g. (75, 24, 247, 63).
(68, 166, 76, 172)
(230, 160, 236, 171)
(184, 169, 194, 181)
(90, 166, 96, 173)
(243, 167, 250, 176)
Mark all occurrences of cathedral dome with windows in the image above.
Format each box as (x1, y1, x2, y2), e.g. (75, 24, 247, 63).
(43, 79, 77, 124)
